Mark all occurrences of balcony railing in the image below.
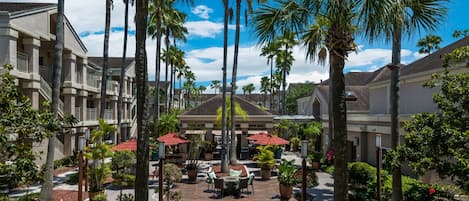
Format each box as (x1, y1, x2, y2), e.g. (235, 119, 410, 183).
(86, 73, 99, 88)
(75, 107, 81, 121)
(16, 52, 29, 73)
(40, 65, 52, 83)
(87, 108, 97, 121)
(76, 65, 83, 84)
(104, 109, 113, 120)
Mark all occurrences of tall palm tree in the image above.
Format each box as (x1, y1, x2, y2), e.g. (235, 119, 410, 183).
(134, 0, 149, 199)
(118, 0, 134, 144)
(359, 1, 447, 199)
(40, 1, 64, 199)
(253, 1, 358, 200)
(260, 76, 270, 107)
(210, 80, 221, 94)
(242, 83, 255, 95)
(272, 70, 282, 112)
(260, 41, 280, 110)
(275, 31, 297, 114)
(221, 0, 229, 172)
(100, 0, 112, 120)
(417, 34, 442, 55)
(176, 64, 189, 108)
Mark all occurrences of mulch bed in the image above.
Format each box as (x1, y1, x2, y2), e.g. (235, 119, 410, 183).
(53, 189, 88, 201)
(212, 164, 248, 177)
(53, 166, 76, 176)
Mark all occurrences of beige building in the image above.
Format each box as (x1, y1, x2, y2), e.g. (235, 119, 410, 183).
(298, 36, 469, 178)
(0, 3, 137, 164)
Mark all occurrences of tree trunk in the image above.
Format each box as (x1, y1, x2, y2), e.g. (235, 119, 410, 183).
(117, 0, 129, 144)
(99, 0, 111, 120)
(135, 0, 150, 200)
(391, 26, 403, 201)
(164, 33, 170, 113)
(331, 53, 348, 201)
(282, 66, 287, 115)
(221, 0, 229, 173)
(179, 78, 182, 109)
(154, 6, 162, 123)
(40, 1, 64, 200)
(169, 61, 174, 110)
(270, 58, 273, 110)
(230, 0, 241, 165)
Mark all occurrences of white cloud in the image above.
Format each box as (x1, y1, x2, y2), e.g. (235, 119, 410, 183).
(185, 21, 236, 38)
(191, 5, 213, 19)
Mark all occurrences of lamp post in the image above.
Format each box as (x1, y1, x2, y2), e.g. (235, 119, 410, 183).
(84, 130, 90, 192)
(78, 136, 85, 201)
(159, 142, 165, 201)
(376, 134, 382, 201)
(301, 140, 308, 201)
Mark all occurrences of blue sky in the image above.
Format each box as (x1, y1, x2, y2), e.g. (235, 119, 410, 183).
(16, 0, 469, 93)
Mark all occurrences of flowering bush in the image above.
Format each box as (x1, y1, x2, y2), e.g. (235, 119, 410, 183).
(325, 149, 334, 163)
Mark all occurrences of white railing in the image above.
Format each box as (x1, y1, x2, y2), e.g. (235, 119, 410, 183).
(87, 108, 97, 121)
(104, 109, 113, 120)
(16, 52, 29, 73)
(75, 107, 81, 121)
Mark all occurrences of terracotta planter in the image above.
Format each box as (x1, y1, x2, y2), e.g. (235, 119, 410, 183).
(88, 190, 105, 201)
(187, 169, 198, 181)
(260, 169, 271, 180)
(311, 161, 321, 170)
(204, 153, 213, 161)
(279, 184, 293, 199)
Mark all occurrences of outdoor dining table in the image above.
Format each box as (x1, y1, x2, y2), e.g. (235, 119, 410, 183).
(223, 176, 240, 196)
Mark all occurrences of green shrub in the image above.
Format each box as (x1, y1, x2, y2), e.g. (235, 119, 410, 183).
(93, 193, 107, 201)
(164, 163, 182, 183)
(67, 172, 79, 184)
(324, 165, 334, 174)
(116, 193, 135, 201)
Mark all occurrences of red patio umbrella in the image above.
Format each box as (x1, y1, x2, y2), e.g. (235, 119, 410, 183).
(157, 133, 191, 146)
(246, 132, 270, 141)
(253, 135, 289, 145)
(112, 139, 137, 151)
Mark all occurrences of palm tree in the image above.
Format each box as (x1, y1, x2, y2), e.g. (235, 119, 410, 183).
(275, 31, 297, 114)
(176, 65, 189, 108)
(242, 83, 255, 95)
(220, 0, 229, 172)
(210, 80, 221, 94)
(40, 0, 64, 199)
(260, 76, 270, 107)
(359, 1, 447, 199)
(260, 41, 280, 110)
(99, 0, 112, 120)
(272, 70, 282, 112)
(253, 1, 357, 200)
(417, 34, 442, 55)
(215, 99, 249, 135)
(118, 0, 134, 144)
(134, 0, 150, 199)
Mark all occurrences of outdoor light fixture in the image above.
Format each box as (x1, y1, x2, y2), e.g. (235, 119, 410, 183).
(78, 136, 86, 201)
(376, 134, 382, 148)
(159, 142, 165, 159)
(84, 129, 90, 140)
(301, 140, 308, 158)
(79, 136, 85, 151)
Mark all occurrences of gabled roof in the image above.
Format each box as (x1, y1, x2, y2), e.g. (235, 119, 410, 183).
(372, 36, 469, 83)
(316, 85, 369, 111)
(0, 3, 55, 14)
(182, 94, 273, 116)
(321, 71, 378, 86)
(88, 57, 135, 69)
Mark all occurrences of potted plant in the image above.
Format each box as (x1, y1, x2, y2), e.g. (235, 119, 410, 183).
(273, 145, 283, 159)
(185, 159, 199, 182)
(290, 137, 301, 152)
(277, 159, 298, 199)
(254, 146, 275, 180)
(85, 119, 115, 200)
(309, 152, 322, 170)
(203, 141, 215, 161)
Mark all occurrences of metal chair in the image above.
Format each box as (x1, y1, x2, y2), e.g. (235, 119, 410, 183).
(239, 177, 249, 196)
(247, 173, 255, 194)
(205, 172, 215, 191)
(214, 178, 224, 198)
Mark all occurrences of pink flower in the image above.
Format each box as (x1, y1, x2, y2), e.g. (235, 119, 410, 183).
(428, 187, 436, 195)
(326, 149, 334, 161)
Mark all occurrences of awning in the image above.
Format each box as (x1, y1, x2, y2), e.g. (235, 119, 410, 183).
(157, 133, 191, 145)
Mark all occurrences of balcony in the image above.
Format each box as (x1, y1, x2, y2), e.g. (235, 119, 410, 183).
(75, 107, 81, 121)
(104, 109, 113, 120)
(16, 52, 29, 73)
(86, 73, 99, 88)
(87, 108, 97, 121)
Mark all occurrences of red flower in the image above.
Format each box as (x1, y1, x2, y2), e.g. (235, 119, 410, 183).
(428, 187, 436, 195)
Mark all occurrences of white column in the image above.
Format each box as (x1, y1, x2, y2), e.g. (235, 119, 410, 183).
(25, 89, 40, 110)
(82, 96, 87, 121)
(0, 28, 18, 68)
(63, 53, 76, 84)
(23, 38, 41, 75)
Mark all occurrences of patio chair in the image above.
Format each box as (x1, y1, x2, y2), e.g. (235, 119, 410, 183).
(205, 171, 216, 191)
(214, 178, 224, 198)
(239, 177, 249, 196)
(247, 173, 255, 194)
